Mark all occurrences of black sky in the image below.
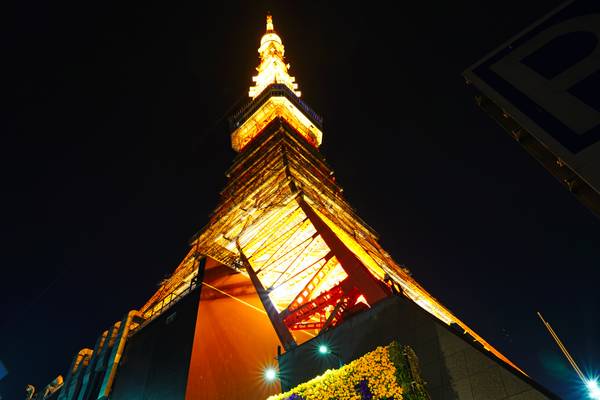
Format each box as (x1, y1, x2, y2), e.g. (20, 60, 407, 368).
(3, 1, 599, 399)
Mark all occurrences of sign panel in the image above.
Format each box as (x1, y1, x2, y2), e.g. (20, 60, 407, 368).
(464, 0, 600, 214)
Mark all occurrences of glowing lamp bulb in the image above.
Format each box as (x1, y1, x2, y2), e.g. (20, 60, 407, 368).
(264, 367, 277, 382)
(586, 378, 600, 400)
(318, 344, 329, 354)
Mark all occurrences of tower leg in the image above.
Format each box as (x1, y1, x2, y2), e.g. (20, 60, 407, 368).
(237, 242, 297, 350)
(297, 197, 390, 306)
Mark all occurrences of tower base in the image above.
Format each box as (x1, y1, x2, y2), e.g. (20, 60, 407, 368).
(279, 295, 559, 400)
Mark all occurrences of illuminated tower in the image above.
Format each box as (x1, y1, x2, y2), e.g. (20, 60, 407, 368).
(143, 14, 514, 358)
(45, 15, 559, 400)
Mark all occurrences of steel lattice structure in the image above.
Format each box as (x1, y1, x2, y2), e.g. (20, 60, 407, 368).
(139, 15, 522, 371)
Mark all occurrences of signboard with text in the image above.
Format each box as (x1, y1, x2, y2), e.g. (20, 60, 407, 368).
(464, 0, 600, 215)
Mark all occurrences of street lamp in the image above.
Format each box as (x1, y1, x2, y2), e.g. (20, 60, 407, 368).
(537, 313, 600, 399)
(316, 343, 343, 368)
(264, 367, 278, 383)
(586, 378, 600, 400)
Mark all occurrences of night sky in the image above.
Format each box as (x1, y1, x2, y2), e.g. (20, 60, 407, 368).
(3, 1, 599, 399)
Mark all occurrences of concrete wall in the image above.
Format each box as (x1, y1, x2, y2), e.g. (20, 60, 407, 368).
(279, 295, 559, 400)
(109, 287, 200, 400)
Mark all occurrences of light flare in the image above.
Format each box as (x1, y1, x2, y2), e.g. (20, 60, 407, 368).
(264, 367, 278, 382)
(586, 378, 600, 400)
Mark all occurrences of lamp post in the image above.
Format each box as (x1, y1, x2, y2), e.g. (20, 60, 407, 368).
(537, 312, 598, 399)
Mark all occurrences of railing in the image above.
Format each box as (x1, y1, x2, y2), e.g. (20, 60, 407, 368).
(128, 272, 200, 337)
(229, 84, 323, 131)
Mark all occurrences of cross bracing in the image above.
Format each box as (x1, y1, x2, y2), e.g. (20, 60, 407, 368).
(140, 14, 523, 371)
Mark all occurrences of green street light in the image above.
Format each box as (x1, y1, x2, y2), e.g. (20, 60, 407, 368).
(317, 343, 343, 368)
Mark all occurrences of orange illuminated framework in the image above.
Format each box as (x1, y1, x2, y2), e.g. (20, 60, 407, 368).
(140, 15, 523, 372)
(249, 15, 300, 99)
(231, 16, 322, 152)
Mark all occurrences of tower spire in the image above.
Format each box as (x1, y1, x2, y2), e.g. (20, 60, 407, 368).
(248, 14, 300, 98)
